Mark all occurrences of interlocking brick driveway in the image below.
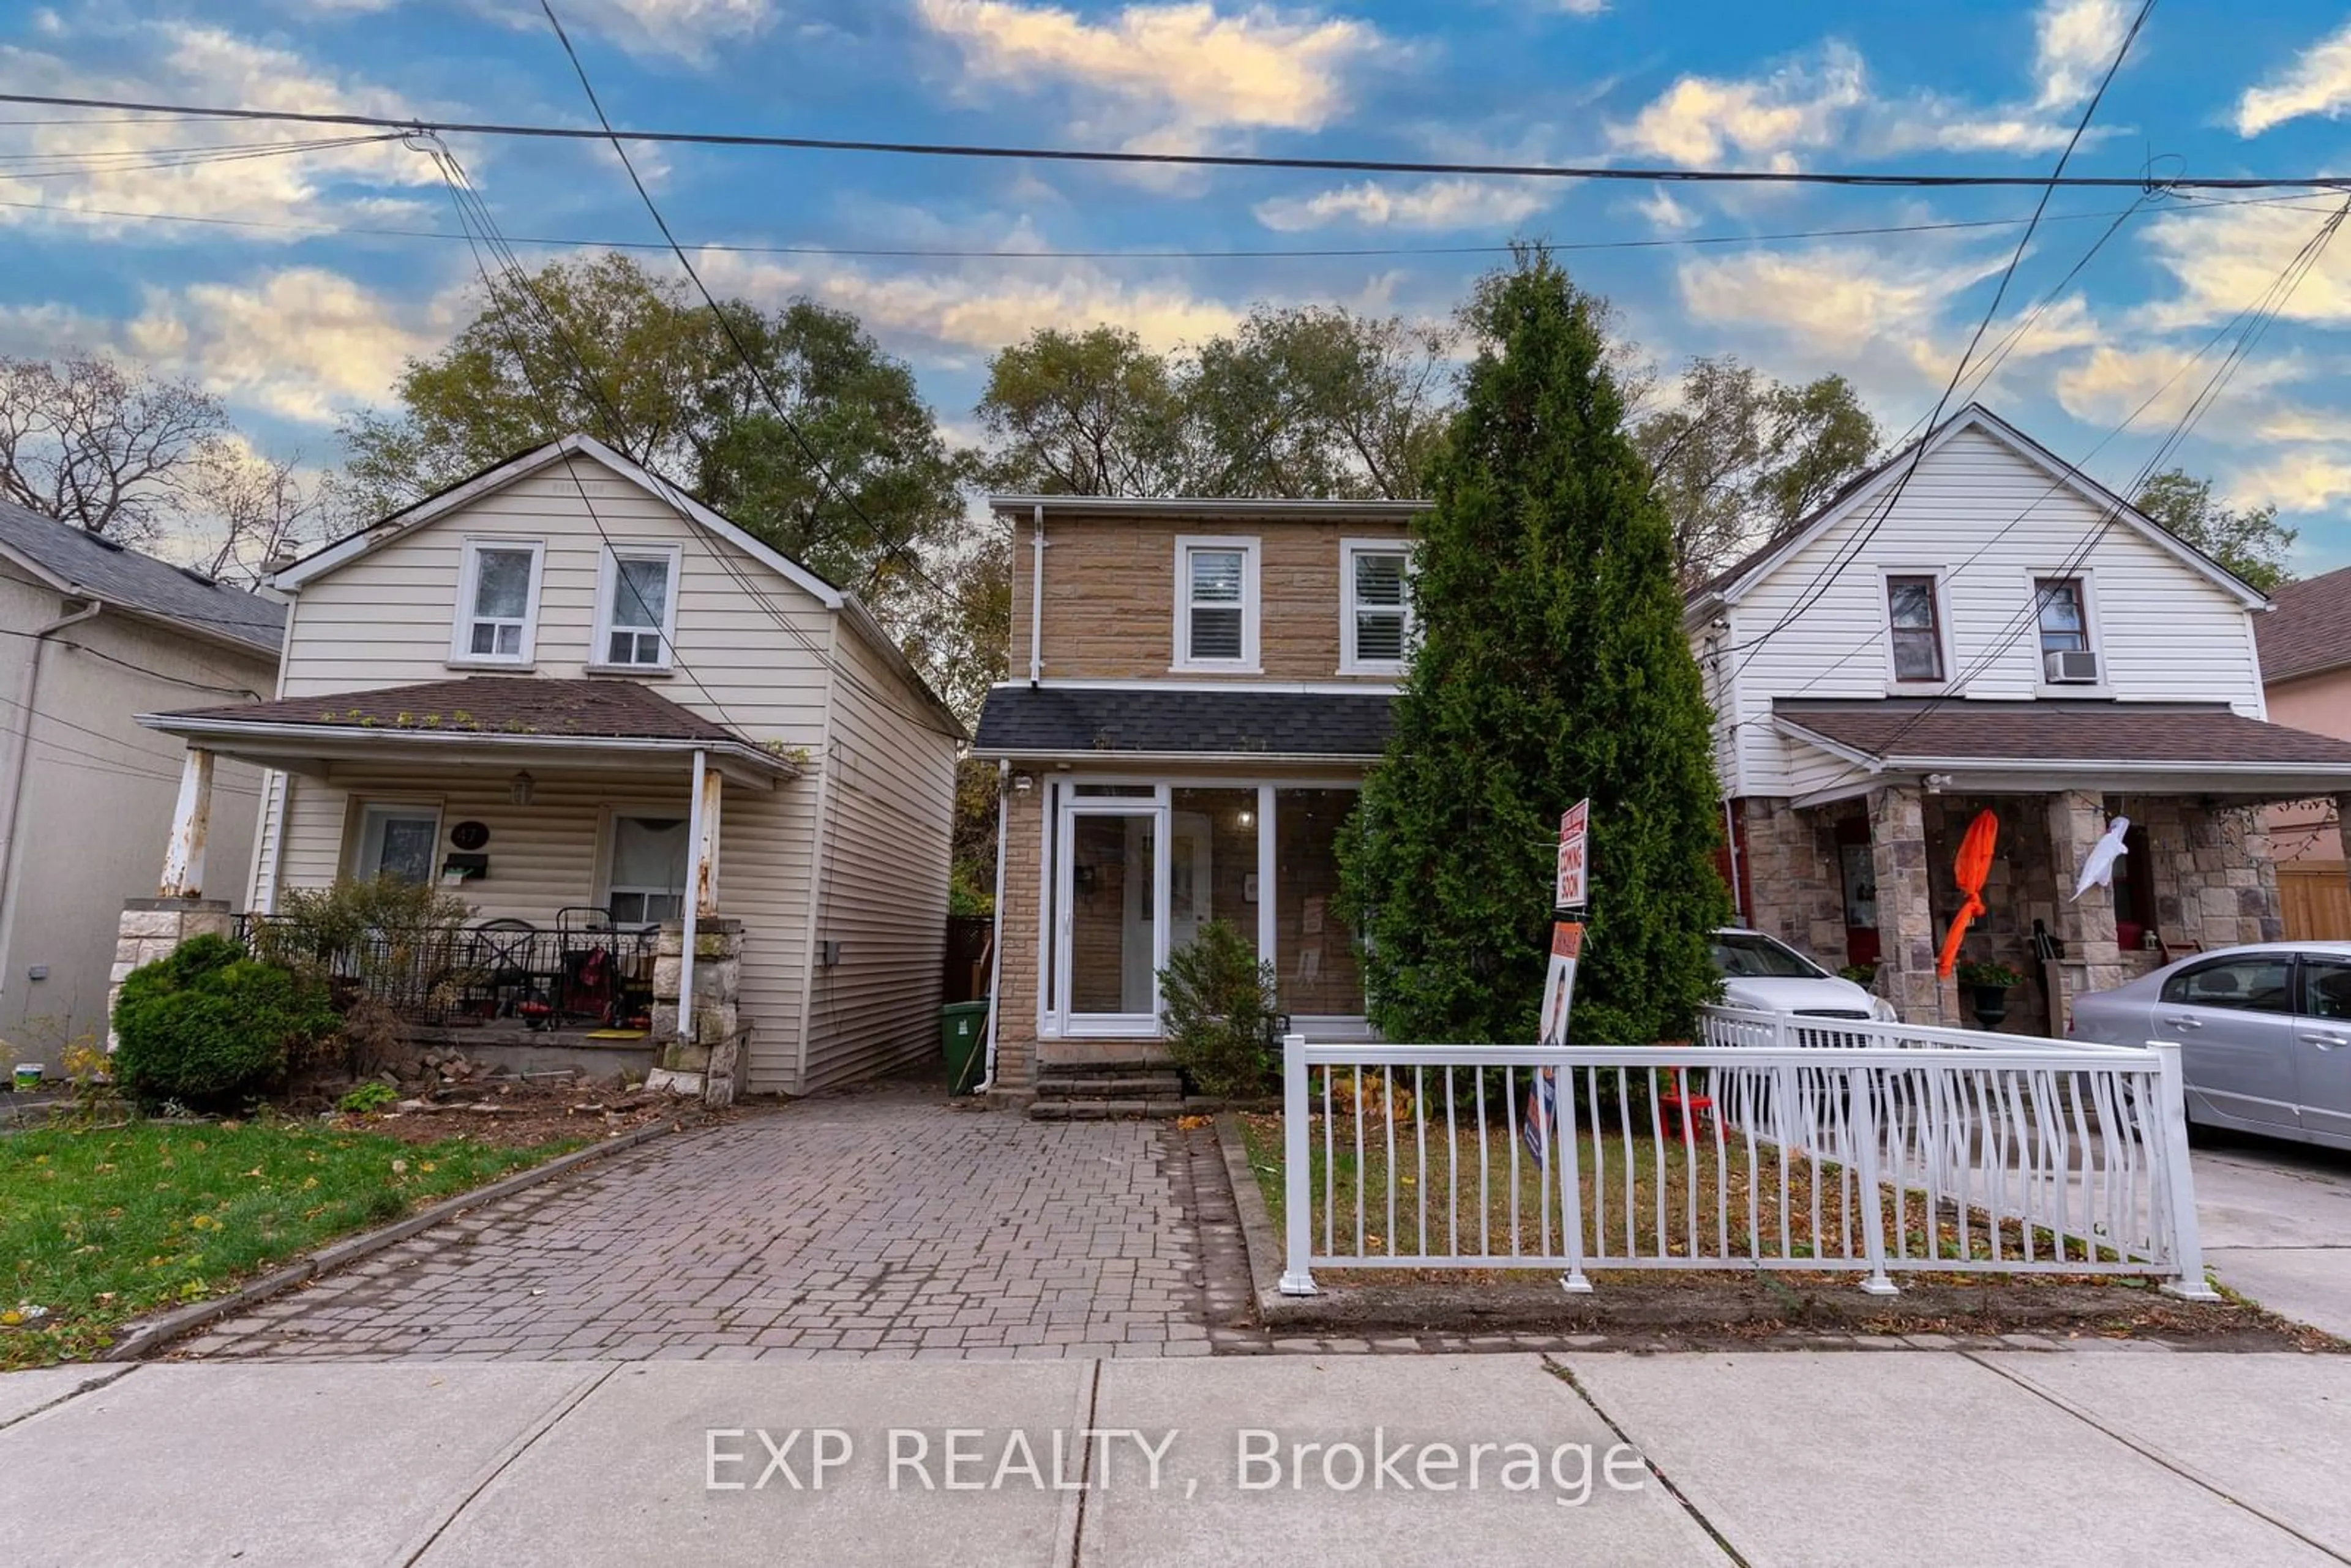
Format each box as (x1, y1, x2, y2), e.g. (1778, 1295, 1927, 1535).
(178, 1087, 1210, 1363)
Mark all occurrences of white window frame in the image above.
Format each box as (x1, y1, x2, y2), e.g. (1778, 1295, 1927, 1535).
(449, 537, 546, 668)
(1877, 566, 1954, 692)
(348, 800, 444, 885)
(1339, 538, 1414, 675)
(2027, 568, 2109, 694)
(588, 542, 684, 674)
(1039, 775, 1368, 1041)
(1171, 535, 1261, 673)
(596, 804, 692, 928)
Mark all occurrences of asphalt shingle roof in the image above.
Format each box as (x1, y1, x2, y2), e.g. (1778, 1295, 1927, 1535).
(1774, 697, 2351, 767)
(2254, 564, 2351, 686)
(0, 497, 285, 656)
(163, 676, 744, 745)
(973, 686, 1393, 759)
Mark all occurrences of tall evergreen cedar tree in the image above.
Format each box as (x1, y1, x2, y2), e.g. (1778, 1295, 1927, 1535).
(1339, 251, 1730, 1045)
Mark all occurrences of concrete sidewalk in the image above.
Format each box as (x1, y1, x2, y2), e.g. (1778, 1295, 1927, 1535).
(2197, 1144, 2351, 1342)
(4, 1351, 2346, 1566)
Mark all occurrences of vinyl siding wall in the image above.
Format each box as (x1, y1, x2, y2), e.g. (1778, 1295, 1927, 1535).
(0, 565, 276, 1049)
(1715, 426, 2267, 799)
(264, 455, 955, 1094)
(798, 623, 958, 1092)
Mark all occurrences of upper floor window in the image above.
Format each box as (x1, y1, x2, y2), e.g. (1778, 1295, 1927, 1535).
(1885, 574, 1944, 683)
(2036, 576, 2100, 685)
(1341, 540, 1412, 673)
(452, 538, 544, 666)
(593, 544, 682, 671)
(1174, 536, 1259, 670)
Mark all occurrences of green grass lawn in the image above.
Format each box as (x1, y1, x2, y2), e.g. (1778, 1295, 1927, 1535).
(1, 1117, 583, 1369)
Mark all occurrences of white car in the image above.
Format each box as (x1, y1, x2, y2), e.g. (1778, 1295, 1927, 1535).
(1709, 928, 1897, 1021)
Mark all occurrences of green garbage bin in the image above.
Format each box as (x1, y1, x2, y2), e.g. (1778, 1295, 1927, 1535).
(941, 1000, 989, 1095)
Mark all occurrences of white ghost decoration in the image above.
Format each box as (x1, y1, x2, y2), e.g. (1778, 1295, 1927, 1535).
(2072, 815, 2131, 902)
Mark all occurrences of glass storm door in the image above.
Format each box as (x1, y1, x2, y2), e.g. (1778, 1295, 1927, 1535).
(1057, 805, 1161, 1032)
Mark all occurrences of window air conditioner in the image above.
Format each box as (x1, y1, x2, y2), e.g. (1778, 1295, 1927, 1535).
(2044, 648, 2100, 684)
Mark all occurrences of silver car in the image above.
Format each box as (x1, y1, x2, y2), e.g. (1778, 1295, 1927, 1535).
(2068, 941, 2351, 1150)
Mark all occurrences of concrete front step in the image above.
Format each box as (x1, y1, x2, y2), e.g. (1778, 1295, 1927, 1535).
(1027, 1098, 1188, 1121)
(1032, 1073, 1185, 1101)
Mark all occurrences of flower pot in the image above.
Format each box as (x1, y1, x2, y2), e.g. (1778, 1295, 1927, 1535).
(1968, 984, 2012, 1029)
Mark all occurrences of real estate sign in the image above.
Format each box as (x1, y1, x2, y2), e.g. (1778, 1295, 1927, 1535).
(1554, 799, 1591, 909)
(1525, 920, 1586, 1161)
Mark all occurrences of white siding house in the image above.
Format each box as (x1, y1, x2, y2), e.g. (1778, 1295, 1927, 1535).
(136, 435, 961, 1098)
(0, 500, 282, 1061)
(1688, 404, 2351, 1033)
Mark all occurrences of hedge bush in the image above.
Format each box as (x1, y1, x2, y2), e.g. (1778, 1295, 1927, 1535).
(1157, 919, 1279, 1099)
(111, 935, 339, 1108)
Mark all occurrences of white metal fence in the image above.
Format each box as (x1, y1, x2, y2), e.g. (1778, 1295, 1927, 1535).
(1275, 1008, 2212, 1300)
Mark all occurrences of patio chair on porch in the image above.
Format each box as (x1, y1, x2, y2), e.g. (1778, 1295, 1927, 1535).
(457, 918, 541, 1022)
(553, 906, 624, 1027)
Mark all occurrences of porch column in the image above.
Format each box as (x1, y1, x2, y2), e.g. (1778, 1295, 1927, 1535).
(692, 759, 723, 918)
(1869, 783, 1943, 1023)
(157, 748, 216, 899)
(2044, 790, 2123, 1032)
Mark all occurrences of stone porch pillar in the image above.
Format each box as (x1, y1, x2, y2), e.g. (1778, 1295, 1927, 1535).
(107, 896, 234, 1048)
(1870, 784, 1944, 1022)
(2043, 790, 2124, 1033)
(652, 917, 745, 1107)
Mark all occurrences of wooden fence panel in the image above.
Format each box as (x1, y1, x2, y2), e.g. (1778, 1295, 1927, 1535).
(2278, 861, 2351, 941)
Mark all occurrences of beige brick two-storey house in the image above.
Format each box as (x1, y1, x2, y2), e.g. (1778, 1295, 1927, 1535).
(972, 495, 1428, 1100)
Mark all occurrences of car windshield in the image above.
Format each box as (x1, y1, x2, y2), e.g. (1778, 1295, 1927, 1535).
(1711, 932, 1828, 980)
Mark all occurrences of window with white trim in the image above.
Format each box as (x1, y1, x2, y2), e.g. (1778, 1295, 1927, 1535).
(606, 814, 689, 926)
(1884, 574, 1944, 683)
(353, 803, 441, 885)
(592, 544, 681, 670)
(1174, 537, 1259, 670)
(1341, 541, 1412, 672)
(452, 539, 543, 665)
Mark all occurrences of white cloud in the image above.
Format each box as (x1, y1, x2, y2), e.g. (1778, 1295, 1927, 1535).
(122, 268, 437, 424)
(1551, 0, 1608, 13)
(1252, 178, 1547, 232)
(1634, 190, 1698, 232)
(0, 23, 444, 240)
(2235, 19, 2351, 136)
(2033, 0, 2128, 111)
(2051, 341, 2309, 431)
(2233, 449, 2351, 512)
(916, 0, 1388, 151)
(1607, 42, 1867, 166)
(2139, 201, 2351, 331)
(1676, 243, 2011, 364)
(694, 248, 1243, 362)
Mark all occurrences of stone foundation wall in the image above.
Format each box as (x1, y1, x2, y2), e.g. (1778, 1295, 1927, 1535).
(1736, 796, 1851, 962)
(2135, 797, 2284, 953)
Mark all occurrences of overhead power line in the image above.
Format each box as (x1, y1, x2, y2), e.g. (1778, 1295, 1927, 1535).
(4, 88, 2350, 192)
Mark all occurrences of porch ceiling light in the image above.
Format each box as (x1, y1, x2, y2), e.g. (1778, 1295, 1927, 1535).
(509, 770, 535, 807)
(1237, 808, 1256, 827)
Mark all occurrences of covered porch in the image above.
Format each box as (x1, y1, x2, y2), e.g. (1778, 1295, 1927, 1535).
(122, 677, 800, 1097)
(1736, 698, 2351, 1032)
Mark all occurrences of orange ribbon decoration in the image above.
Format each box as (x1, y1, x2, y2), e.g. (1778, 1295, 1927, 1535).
(1937, 808, 2000, 980)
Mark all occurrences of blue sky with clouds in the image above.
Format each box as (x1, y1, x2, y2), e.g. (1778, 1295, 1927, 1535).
(8, 1, 2351, 563)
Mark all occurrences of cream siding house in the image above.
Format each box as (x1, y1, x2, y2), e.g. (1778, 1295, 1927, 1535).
(1692, 403, 2351, 1033)
(0, 499, 282, 1062)
(134, 435, 960, 1098)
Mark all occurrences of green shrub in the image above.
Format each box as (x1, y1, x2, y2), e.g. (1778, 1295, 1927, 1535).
(1956, 960, 2025, 989)
(1157, 920, 1278, 1099)
(336, 1081, 399, 1114)
(249, 876, 473, 989)
(112, 936, 338, 1109)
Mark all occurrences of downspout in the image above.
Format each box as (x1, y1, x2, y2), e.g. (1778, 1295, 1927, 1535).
(678, 748, 707, 1046)
(1027, 503, 1046, 686)
(975, 757, 1010, 1093)
(1722, 797, 1745, 925)
(0, 598, 103, 975)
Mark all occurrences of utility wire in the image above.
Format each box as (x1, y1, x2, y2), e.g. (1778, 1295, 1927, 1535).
(5, 87, 2348, 192)
(1726, 0, 2153, 681)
